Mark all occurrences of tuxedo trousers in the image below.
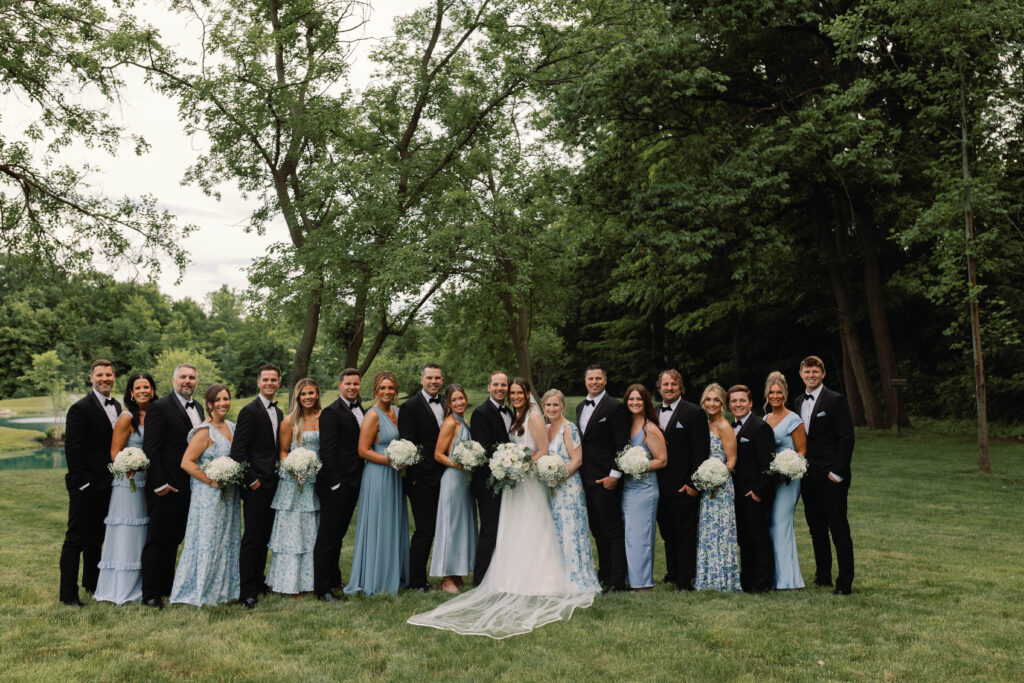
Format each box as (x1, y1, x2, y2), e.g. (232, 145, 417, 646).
(470, 473, 501, 585)
(657, 491, 699, 589)
(59, 482, 112, 602)
(141, 487, 190, 600)
(312, 481, 360, 596)
(239, 483, 278, 600)
(583, 482, 627, 590)
(801, 474, 854, 591)
(405, 477, 440, 588)
(735, 492, 774, 592)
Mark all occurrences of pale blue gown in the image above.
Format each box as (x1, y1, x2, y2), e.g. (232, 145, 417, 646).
(769, 411, 805, 589)
(267, 430, 321, 594)
(621, 429, 660, 589)
(548, 422, 600, 592)
(345, 407, 410, 596)
(430, 415, 476, 577)
(695, 431, 741, 592)
(169, 423, 242, 606)
(94, 420, 148, 605)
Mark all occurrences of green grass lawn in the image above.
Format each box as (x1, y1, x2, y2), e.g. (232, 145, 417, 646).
(0, 430, 1021, 680)
(0, 426, 47, 456)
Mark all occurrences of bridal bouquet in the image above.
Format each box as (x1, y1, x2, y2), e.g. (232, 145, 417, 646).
(279, 446, 322, 493)
(385, 439, 422, 471)
(616, 445, 652, 480)
(202, 456, 247, 501)
(450, 439, 488, 471)
(692, 458, 731, 498)
(487, 442, 532, 494)
(535, 454, 567, 492)
(769, 449, 807, 482)
(108, 447, 149, 493)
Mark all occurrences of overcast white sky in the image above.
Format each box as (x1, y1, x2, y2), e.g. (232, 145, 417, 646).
(18, 0, 408, 305)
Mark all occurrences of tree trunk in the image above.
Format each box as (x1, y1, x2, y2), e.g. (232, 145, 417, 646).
(344, 280, 370, 370)
(840, 331, 866, 427)
(290, 289, 322, 391)
(500, 290, 533, 388)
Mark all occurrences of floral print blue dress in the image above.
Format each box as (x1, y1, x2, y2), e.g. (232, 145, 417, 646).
(548, 422, 600, 592)
(266, 430, 320, 594)
(695, 431, 741, 592)
(170, 422, 242, 606)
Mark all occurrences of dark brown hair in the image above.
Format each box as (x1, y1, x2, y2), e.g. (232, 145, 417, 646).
(443, 384, 467, 419)
(509, 377, 533, 436)
(623, 384, 659, 435)
(204, 383, 231, 413)
(123, 373, 157, 434)
(800, 355, 825, 371)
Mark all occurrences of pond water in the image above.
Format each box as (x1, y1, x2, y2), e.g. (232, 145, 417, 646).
(0, 415, 66, 470)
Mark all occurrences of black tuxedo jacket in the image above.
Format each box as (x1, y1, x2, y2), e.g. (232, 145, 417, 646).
(144, 393, 204, 493)
(794, 386, 855, 480)
(576, 395, 630, 485)
(732, 413, 775, 499)
(656, 399, 710, 493)
(319, 397, 364, 489)
(64, 392, 120, 491)
(398, 392, 444, 486)
(231, 397, 283, 487)
(470, 398, 510, 457)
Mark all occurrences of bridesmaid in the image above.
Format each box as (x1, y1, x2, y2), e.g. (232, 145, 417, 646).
(764, 371, 807, 590)
(430, 384, 476, 594)
(170, 384, 242, 606)
(621, 384, 667, 592)
(695, 383, 741, 592)
(266, 378, 322, 596)
(345, 371, 410, 596)
(541, 389, 600, 593)
(94, 373, 156, 605)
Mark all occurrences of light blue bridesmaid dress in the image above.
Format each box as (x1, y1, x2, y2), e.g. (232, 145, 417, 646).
(169, 422, 242, 606)
(695, 431, 741, 592)
(430, 415, 476, 577)
(621, 428, 660, 589)
(94, 419, 148, 605)
(266, 430, 321, 594)
(345, 407, 410, 596)
(769, 411, 805, 589)
(548, 422, 600, 592)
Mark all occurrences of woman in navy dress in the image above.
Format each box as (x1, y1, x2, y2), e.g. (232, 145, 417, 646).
(695, 383, 741, 592)
(170, 384, 242, 606)
(430, 384, 476, 594)
(764, 371, 807, 589)
(345, 371, 410, 596)
(94, 373, 156, 605)
(621, 384, 667, 592)
(267, 378, 322, 595)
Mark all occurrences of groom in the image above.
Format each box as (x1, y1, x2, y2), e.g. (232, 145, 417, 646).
(576, 364, 630, 592)
(469, 370, 511, 585)
(795, 355, 855, 595)
(59, 360, 119, 606)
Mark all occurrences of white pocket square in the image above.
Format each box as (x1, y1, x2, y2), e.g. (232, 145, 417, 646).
(740, 437, 750, 443)
(675, 421, 684, 429)
(598, 417, 607, 422)
(816, 411, 827, 417)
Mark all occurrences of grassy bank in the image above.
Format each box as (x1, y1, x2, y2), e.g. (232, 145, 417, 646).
(0, 426, 47, 456)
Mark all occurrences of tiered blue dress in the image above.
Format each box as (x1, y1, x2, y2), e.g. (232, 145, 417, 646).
(345, 407, 410, 596)
(769, 411, 805, 589)
(430, 415, 476, 577)
(695, 431, 741, 592)
(548, 422, 600, 592)
(621, 429, 660, 589)
(169, 422, 242, 606)
(267, 430, 321, 594)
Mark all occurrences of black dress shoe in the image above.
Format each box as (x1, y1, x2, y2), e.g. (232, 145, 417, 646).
(61, 599, 85, 608)
(243, 597, 258, 610)
(834, 587, 852, 595)
(259, 583, 272, 596)
(317, 593, 342, 603)
(602, 585, 627, 594)
(813, 580, 833, 588)
(143, 598, 164, 609)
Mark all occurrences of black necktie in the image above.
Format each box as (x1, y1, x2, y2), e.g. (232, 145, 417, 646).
(185, 401, 197, 410)
(104, 398, 116, 406)
(583, 399, 595, 407)
(660, 405, 673, 412)
(803, 393, 814, 401)
(428, 396, 441, 404)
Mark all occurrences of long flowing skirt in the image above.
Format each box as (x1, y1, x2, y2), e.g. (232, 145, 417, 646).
(267, 475, 320, 594)
(622, 474, 659, 589)
(169, 481, 242, 606)
(695, 479, 742, 592)
(770, 479, 804, 589)
(430, 467, 476, 577)
(94, 472, 149, 605)
(344, 462, 409, 596)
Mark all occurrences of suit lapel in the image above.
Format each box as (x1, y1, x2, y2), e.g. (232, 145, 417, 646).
(168, 393, 191, 426)
(88, 391, 117, 433)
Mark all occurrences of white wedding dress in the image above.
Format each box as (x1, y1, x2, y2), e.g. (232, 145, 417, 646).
(407, 408, 596, 638)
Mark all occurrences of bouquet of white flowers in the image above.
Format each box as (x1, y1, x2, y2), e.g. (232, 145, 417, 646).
(450, 439, 488, 471)
(692, 458, 731, 498)
(202, 456, 247, 501)
(108, 446, 150, 493)
(615, 444, 652, 480)
(279, 446, 322, 493)
(487, 442, 532, 494)
(535, 454, 567, 492)
(385, 439, 422, 471)
(769, 449, 807, 482)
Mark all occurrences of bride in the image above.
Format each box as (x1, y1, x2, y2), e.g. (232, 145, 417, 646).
(408, 377, 596, 638)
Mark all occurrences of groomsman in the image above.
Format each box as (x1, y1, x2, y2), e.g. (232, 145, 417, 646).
(398, 363, 446, 592)
(231, 364, 283, 609)
(728, 384, 776, 593)
(468, 370, 511, 585)
(795, 355, 855, 594)
(655, 369, 709, 591)
(59, 360, 120, 606)
(142, 363, 202, 608)
(576, 364, 630, 592)
(314, 368, 364, 602)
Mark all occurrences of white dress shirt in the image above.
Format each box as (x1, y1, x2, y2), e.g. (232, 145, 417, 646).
(658, 399, 679, 432)
(176, 391, 202, 428)
(799, 385, 823, 433)
(423, 389, 444, 427)
(258, 395, 279, 445)
(94, 389, 118, 428)
(347, 398, 364, 427)
(491, 397, 512, 432)
(578, 390, 605, 434)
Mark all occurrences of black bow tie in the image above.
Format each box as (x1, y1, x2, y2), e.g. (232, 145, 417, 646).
(497, 405, 510, 414)
(104, 398, 116, 406)
(428, 396, 441, 404)
(185, 401, 197, 410)
(350, 401, 362, 411)
(660, 405, 673, 412)
(583, 399, 595, 407)
(733, 419, 743, 428)
(803, 393, 814, 401)
(268, 401, 278, 408)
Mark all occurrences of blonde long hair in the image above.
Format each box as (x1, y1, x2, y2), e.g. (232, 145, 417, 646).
(763, 371, 788, 413)
(288, 378, 322, 445)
